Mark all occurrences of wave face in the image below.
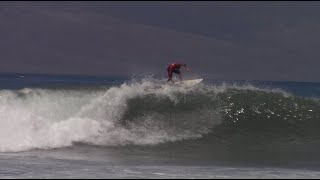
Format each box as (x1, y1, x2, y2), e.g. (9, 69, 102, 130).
(0, 79, 320, 152)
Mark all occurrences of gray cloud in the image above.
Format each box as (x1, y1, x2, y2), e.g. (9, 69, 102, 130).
(1, 2, 320, 82)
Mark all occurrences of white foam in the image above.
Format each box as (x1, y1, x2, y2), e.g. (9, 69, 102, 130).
(0, 79, 292, 152)
(0, 81, 208, 152)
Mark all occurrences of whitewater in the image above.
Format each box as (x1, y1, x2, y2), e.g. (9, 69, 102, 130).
(0, 79, 221, 152)
(1, 73, 320, 178)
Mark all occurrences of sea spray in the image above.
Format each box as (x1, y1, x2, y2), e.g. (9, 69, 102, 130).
(0, 79, 318, 152)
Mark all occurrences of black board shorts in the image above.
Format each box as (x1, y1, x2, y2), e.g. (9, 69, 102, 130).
(172, 69, 181, 75)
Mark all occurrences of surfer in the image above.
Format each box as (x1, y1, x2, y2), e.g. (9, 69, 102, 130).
(167, 63, 189, 84)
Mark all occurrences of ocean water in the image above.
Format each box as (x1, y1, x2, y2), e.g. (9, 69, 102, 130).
(0, 73, 320, 178)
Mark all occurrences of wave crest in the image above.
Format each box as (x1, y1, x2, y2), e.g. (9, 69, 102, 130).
(0, 79, 317, 152)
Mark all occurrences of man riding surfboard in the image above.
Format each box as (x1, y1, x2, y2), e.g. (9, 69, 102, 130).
(167, 63, 189, 84)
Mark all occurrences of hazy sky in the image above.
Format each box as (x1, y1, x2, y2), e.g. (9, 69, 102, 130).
(1, 1, 320, 82)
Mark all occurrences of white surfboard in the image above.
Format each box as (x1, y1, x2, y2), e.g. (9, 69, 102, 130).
(173, 78, 203, 86)
(146, 78, 203, 90)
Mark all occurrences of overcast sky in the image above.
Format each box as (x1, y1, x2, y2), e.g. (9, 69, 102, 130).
(1, 1, 320, 82)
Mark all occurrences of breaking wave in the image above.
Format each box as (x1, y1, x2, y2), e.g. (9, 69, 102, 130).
(0, 78, 319, 152)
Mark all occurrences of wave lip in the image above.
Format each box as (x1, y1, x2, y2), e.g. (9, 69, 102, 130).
(0, 80, 318, 152)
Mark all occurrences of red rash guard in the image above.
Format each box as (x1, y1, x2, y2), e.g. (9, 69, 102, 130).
(167, 63, 185, 79)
